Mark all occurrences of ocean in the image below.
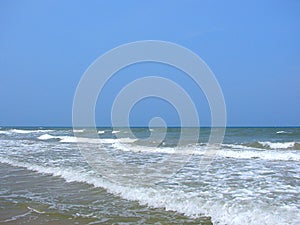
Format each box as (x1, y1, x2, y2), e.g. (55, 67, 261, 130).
(0, 127, 299, 224)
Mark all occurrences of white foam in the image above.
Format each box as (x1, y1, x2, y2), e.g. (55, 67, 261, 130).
(10, 129, 53, 134)
(59, 136, 103, 143)
(73, 129, 85, 133)
(217, 149, 300, 161)
(11, 129, 36, 134)
(118, 138, 137, 143)
(37, 134, 89, 143)
(27, 206, 45, 214)
(112, 142, 177, 154)
(0, 157, 299, 225)
(98, 131, 105, 134)
(259, 141, 295, 149)
(221, 143, 257, 150)
(109, 142, 300, 161)
(0, 131, 10, 135)
(38, 134, 138, 145)
(62, 136, 103, 143)
(93, 138, 136, 144)
(37, 134, 58, 140)
(276, 130, 292, 134)
(112, 130, 120, 134)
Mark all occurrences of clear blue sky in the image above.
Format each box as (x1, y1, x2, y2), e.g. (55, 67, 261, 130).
(1, 0, 299, 127)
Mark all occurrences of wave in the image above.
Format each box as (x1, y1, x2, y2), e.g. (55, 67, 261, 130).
(73, 129, 85, 133)
(216, 143, 300, 160)
(116, 143, 300, 161)
(110, 142, 300, 161)
(112, 142, 179, 154)
(276, 130, 292, 134)
(224, 142, 300, 150)
(12, 129, 54, 134)
(37, 134, 90, 144)
(36, 134, 300, 161)
(221, 143, 255, 150)
(37, 134, 137, 144)
(217, 149, 300, 161)
(0, 157, 299, 225)
(35, 133, 300, 161)
(12, 129, 38, 134)
(38, 134, 59, 140)
(13, 133, 300, 152)
(0, 129, 54, 135)
(259, 141, 296, 149)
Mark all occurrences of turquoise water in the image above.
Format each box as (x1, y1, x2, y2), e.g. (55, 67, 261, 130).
(0, 127, 299, 224)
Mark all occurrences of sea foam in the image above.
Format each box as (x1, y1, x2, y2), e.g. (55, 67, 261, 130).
(11, 129, 53, 134)
(259, 141, 296, 149)
(276, 130, 292, 134)
(0, 156, 299, 225)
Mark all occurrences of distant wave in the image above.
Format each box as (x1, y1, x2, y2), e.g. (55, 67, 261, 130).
(217, 149, 299, 161)
(0, 129, 54, 135)
(39, 134, 100, 143)
(258, 141, 297, 149)
(73, 129, 85, 133)
(98, 140, 300, 161)
(36, 134, 300, 161)
(38, 134, 61, 140)
(112, 142, 179, 154)
(12, 129, 54, 134)
(38, 134, 137, 144)
(0, 131, 10, 135)
(112, 143, 300, 161)
(224, 142, 300, 150)
(12, 129, 38, 134)
(276, 130, 293, 134)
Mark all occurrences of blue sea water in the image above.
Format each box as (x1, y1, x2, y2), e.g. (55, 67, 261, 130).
(0, 127, 299, 224)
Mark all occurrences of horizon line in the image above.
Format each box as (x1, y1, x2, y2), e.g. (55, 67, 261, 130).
(1, 125, 300, 128)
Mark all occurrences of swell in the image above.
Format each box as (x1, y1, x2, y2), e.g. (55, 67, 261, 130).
(35, 134, 300, 161)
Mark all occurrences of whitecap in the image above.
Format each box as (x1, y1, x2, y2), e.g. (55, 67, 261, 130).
(217, 149, 300, 161)
(221, 143, 257, 150)
(38, 134, 59, 140)
(276, 130, 292, 134)
(110, 143, 300, 161)
(259, 141, 295, 149)
(11, 129, 53, 134)
(73, 129, 85, 133)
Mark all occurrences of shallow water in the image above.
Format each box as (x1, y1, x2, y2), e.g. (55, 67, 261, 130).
(0, 127, 299, 224)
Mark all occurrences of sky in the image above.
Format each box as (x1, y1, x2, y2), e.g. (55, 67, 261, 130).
(0, 0, 299, 127)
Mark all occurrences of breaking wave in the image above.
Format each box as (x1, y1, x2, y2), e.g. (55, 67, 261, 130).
(0, 156, 299, 225)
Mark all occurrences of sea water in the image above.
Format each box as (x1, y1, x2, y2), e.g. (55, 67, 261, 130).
(0, 127, 299, 224)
